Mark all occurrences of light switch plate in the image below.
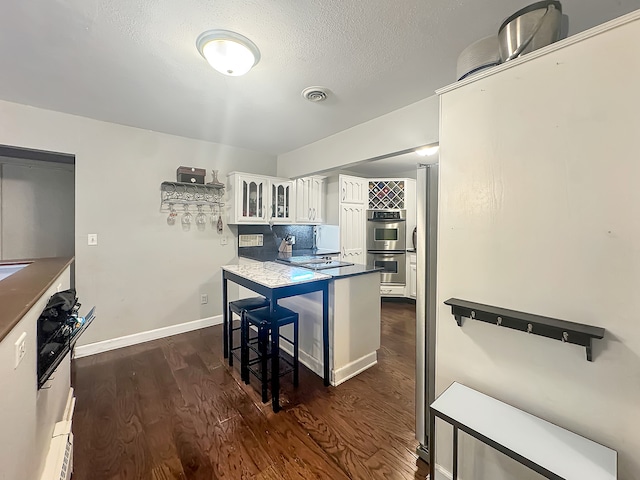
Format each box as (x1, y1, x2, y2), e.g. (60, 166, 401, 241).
(87, 233, 98, 246)
(14, 332, 27, 369)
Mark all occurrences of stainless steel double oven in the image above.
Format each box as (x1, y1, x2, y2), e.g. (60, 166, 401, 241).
(366, 210, 406, 285)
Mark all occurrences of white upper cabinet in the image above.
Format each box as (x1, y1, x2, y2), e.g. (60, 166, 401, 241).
(295, 176, 325, 224)
(340, 175, 367, 204)
(228, 172, 323, 225)
(269, 180, 295, 224)
(228, 173, 270, 224)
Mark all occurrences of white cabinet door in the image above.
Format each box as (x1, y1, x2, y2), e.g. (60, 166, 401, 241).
(295, 177, 312, 222)
(230, 173, 269, 224)
(310, 177, 324, 223)
(269, 180, 295, 223)
(295, 176, 325, 224)
(340, 175, 367, 204)
(340, 204, 366, 264)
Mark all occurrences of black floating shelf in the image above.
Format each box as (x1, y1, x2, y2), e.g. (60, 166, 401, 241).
(444, 298, 605, 362)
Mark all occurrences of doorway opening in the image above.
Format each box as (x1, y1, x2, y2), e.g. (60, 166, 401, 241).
(0, 144, 76, 285)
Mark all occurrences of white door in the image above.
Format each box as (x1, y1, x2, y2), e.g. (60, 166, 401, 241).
(1, 160, 74, 260)
(340, 204, 366, 264)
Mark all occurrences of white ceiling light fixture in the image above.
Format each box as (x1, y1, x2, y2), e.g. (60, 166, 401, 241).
(196, 29, 260, 76)
(415, 145, 440, 157)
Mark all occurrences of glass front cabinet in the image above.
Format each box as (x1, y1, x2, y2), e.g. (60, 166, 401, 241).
(227, 173, 295, 224)
(270, 180, 295, 223)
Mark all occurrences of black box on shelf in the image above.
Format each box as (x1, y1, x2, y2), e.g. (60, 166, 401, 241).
(177, 166, 206, 184)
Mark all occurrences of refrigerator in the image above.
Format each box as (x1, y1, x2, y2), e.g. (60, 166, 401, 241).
(415, 163, 438, 463)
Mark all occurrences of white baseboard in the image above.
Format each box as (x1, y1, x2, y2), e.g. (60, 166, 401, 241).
(279, 344, 378, 386)
(427, 465, 453, 480)
(332, 351, 377, 386)
(74, 315, 223, 358)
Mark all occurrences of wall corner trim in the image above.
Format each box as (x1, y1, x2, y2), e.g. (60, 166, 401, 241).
(73, 315, 223, 358)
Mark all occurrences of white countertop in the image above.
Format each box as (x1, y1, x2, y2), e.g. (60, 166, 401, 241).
(222, 261, 331, 288)
(431, 382, 617, 480)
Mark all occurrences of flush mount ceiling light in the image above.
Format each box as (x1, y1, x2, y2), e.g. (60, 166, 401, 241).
(415, 145, 440, 157)
(196, 29, 260, 76)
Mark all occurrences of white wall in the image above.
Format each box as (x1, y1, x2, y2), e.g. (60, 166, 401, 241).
(277, 95, 439, 178)
(0, 99, 277, 345)
(0, 266, 71, 480)
(436, 13, 640, 480)
(0, 157, 74, 260)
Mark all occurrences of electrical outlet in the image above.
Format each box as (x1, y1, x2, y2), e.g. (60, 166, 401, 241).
(200, 294, 208, 305)
(87, 233, 98, 246)
(220, 236, 228, 246)
(14, 332, 27, 369)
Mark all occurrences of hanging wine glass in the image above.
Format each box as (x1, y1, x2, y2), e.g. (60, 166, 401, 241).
(166, 204, 177, 225)
(196, 205, 207, 231)
(181, 204, 192, 230)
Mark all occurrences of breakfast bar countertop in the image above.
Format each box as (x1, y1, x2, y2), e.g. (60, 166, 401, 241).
(0, 256, 74, 343)
(221, 261, 331, 288)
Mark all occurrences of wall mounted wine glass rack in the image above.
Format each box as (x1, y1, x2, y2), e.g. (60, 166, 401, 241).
(160, 181, 225, 213)
(444, 298, 606, 362)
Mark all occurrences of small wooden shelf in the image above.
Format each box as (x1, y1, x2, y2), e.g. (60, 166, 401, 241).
(444, 298, 605, 362)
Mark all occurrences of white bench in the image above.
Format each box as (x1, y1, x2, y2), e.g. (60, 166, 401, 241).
(428, 382, 617, 480)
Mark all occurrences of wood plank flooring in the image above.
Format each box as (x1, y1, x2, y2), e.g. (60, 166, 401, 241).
(72, 300, 428, 480)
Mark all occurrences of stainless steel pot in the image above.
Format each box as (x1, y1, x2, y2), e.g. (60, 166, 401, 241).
(498, 1, 562, 62)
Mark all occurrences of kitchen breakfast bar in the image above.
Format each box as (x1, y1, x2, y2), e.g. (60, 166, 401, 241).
(222, 260, 381, 411)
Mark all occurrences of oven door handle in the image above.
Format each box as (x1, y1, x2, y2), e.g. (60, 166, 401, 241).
(369, 252, 406, 257)
(367, 218, 406, 223)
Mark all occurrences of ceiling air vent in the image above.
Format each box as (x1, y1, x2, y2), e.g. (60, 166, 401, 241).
(302, 86, 329, 102)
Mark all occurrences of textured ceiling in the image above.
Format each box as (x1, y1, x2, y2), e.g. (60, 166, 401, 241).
(0, 0, 638, 154)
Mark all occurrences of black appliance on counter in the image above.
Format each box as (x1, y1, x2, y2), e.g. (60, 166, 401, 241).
(37, 289, 95, 389)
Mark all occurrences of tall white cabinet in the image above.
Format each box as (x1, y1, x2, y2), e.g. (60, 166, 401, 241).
(338, 175, 367, 265)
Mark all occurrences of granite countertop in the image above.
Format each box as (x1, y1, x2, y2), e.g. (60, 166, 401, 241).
(0, 257, 74, 343)
(239, 248, 341, 263)
(237, 248, 381, 280)
(222, 262, 331, 288)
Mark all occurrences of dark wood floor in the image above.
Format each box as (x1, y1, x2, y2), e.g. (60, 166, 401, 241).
(72, 300, 428, 480)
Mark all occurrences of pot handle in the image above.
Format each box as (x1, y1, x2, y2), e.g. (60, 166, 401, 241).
(505, 4, 556, 61)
